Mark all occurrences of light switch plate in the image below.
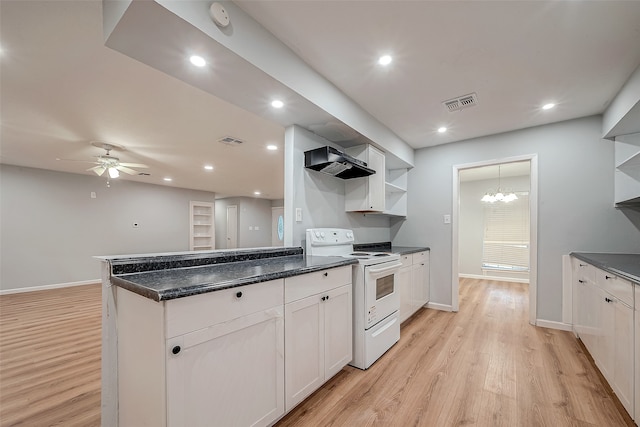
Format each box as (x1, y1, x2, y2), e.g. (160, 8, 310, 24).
(443, 214, 451, 224)
(295, 208, 302, 222)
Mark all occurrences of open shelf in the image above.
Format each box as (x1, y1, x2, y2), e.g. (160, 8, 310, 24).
(190, 201, 215, 251)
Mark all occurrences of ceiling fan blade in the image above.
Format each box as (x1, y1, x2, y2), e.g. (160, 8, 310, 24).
(118, 162, 148, 168)
(116, 165, 139, 175)
(87, 166, 106, 176)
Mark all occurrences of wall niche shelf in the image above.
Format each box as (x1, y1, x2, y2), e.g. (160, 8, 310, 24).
(190, 201, 215, 251)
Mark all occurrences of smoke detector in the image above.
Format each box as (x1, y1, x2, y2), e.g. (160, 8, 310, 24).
(218, 136, 245, 146)
(442, 93, 478, 112)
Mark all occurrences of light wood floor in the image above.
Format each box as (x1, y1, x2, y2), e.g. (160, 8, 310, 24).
(0, 280, 633, 426)
(0, 284, 102, 427)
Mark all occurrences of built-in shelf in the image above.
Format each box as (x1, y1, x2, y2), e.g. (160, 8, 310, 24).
(190, 201, 215, 251)
(614, 135, 640, 205)
(385, 182, 406, 193)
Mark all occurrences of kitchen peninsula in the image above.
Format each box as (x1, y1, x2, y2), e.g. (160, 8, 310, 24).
(99, 247, 357, 427)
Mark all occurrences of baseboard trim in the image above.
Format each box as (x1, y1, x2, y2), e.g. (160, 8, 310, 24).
(459, 273, 529, 284)
(535, 319, 573, 331)
(426, 302, 454, 312)
(0, 279, 100, 295)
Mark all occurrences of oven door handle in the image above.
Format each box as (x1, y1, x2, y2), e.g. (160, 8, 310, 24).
(367, 262, 403, 274)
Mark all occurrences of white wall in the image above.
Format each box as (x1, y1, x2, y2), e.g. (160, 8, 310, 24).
(285, 125, 392, 247)
(0, 165, 215, 291)
(459, 175, 530, 279)
(214, 197, 273, 249)
(392, 116, 640, 322)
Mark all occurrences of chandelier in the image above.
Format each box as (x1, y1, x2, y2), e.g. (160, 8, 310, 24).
(481, 164, 518, 203)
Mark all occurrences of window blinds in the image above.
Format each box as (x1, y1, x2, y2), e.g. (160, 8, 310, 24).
(482, 193, 530, 271)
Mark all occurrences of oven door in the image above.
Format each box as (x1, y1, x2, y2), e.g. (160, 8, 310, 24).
(364, 261, 402, 329)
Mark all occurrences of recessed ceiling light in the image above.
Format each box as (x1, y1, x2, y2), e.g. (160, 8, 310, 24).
(204, 165, 214, 170)
(254, 191, 261, 196)
(271, 100, 284, 109)
(438, 127, 447, 133)
(164, 177, 173, 182)
(266, 145, 278, 151)
(542, 103, 555, 110)
(378, 55, 392, 66)
(189, 55, 206, 67)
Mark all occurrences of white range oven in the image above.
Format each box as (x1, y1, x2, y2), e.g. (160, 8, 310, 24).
(306, 228, 402, 370)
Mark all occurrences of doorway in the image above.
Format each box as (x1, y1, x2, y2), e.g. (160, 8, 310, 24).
(271, 207, 284, 246)
(452, 155, 538, 325)
(226, 205, 238, 249)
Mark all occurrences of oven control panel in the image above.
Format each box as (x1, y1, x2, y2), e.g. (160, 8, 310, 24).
(306, 228, 354, 245)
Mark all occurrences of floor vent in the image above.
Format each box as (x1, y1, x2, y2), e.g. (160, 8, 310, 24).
(218, 136, 245, 146)
(443, 93, 478, 112)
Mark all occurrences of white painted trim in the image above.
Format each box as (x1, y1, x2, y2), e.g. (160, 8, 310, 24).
(458, 273, 529, 284)
(535, 319, 573, 332)
(452, 154, 538, 325)
(0, 279, 100, 295)
(561, 255, 573, 325)
(426, 302, 453, 312)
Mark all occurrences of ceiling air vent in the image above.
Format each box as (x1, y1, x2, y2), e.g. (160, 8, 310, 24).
(443, 92, 478, 112)
(218, 136, 245, 146)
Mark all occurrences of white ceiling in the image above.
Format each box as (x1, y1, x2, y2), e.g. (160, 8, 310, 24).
(236, 0, 640, 148)
(459, 161, 530, 183)
(2, 1, 640, 197)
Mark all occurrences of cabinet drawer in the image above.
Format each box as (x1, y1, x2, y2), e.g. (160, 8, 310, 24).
(412, 251, 429, 264)
(285, 266, 351, 304)
(572, 258, 595, 283)
(165, 279, 284, 338)
(594, 269, 634, 307)
(399, 254, 412, 268)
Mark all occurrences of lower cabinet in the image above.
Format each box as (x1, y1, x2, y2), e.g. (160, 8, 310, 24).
(114, 266, 354, 427)
(399, 251, 430, 323)
(166, 309, 284, 427)
(635, 285, 639, 421)
(571, 257, 636, 420)
(284, 267, 352, 411)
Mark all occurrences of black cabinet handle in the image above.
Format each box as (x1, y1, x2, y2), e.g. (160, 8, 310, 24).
(323, 272, 328, 277)
(605, 297, 613, 303)
(326, 295, 330, 300)
(236, 291, 243, 298)
(578, 280, 585, 284)
(172, 345, 181, 355)
(321, 296, 326, 301)
(579, 263, 587, 267)
(605, 275, 613, 280)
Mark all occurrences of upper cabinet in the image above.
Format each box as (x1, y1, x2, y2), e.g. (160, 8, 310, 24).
(345, 144, 408, 216)
(615, 133, 640, 206)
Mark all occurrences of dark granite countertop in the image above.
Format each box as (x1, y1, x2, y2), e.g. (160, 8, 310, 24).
(109, 253, 357, 301)
(571, 252, 640, 285)
(353, 242, 430, 255)
(392, 246, 430, 255)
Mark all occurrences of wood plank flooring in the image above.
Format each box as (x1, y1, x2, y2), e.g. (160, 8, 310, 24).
(0, 284, 102, 427)
(276, 278, 634, 427)
(0, 279, 633, 426)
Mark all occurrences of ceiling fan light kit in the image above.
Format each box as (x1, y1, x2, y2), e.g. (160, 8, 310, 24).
(481, 164, 518, 203)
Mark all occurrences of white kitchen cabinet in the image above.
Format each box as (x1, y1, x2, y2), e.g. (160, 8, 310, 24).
(571, 257, 636, 419)
(635, 285, 639, 422)
(345, 144, 386, 212)
(412, 251, 430, 310)
(399, 251, 430, 323)
(189, 201, 215, 251)
(284, 267, 352, 411)
(116, 279, 285, 427)
(398, 255, 412, 323)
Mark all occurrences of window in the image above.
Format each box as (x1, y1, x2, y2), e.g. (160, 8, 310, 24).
(481, 193, 529, 272)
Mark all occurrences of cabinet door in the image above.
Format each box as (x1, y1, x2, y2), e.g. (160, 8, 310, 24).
(398, 266, 412, 323)
(635, 294, 639, 422)
(612, 298, 634, 417)
(580, 280, 600, 359)
(367, 146, 386, 211)
(166, 308, 284, 427)
(285, 294, 324, 411)
(412, 261, 429, 309)
(324, 284, 353, 379)
(597, 287, 615, 382)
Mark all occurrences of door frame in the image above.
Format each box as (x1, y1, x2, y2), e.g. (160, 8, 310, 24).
(452, 154, 538, 325)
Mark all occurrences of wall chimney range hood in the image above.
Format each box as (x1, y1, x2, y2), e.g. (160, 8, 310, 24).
(304, 146, 376, 179)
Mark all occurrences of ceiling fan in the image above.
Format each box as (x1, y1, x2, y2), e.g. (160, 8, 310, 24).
(59, 142, 149, 179)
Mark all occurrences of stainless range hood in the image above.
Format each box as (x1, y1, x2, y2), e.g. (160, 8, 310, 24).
(304, 146, 376, 179)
